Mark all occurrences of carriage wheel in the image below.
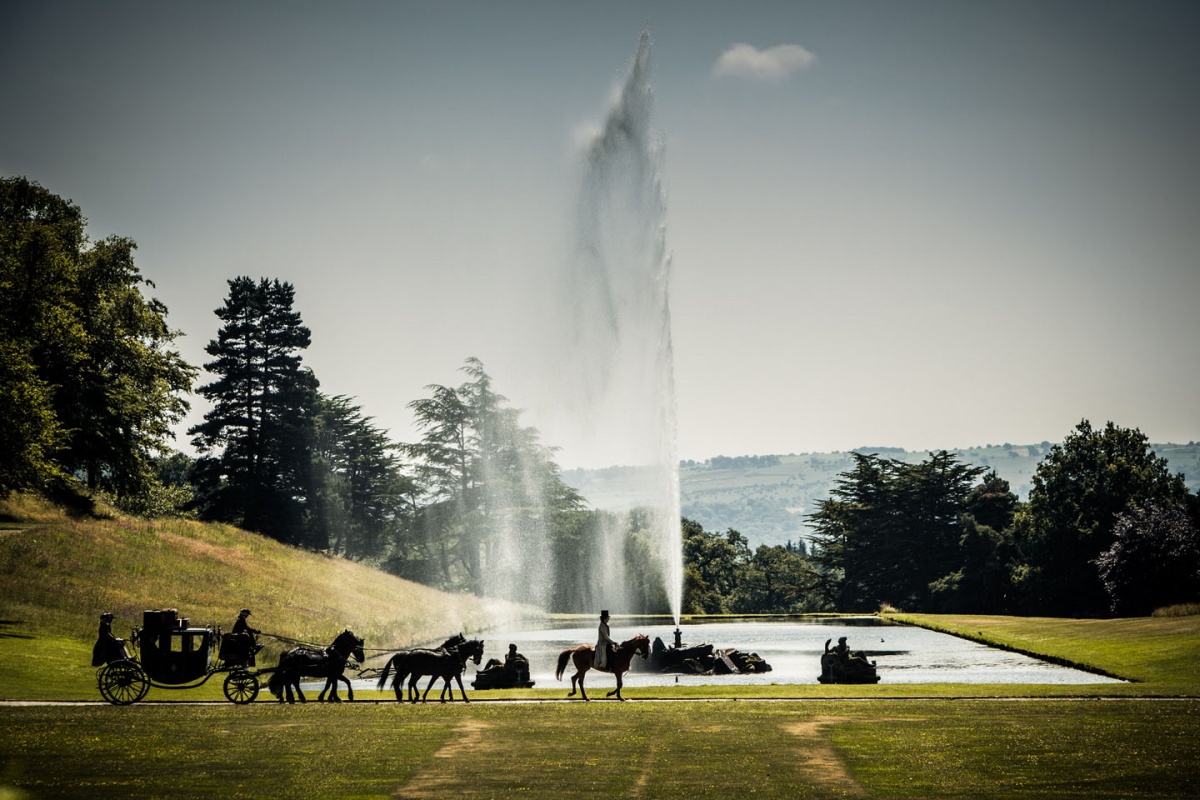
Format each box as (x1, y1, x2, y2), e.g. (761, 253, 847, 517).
(223, 670, 260, 704)
(98, 662, 149, 705)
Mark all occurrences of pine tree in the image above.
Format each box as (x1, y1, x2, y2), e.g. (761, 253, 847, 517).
(189, 277, 320, 546)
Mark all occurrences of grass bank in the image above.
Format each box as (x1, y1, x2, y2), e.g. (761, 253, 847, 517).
(0, 492, 536, 700)
(891, 612, 1200, 695)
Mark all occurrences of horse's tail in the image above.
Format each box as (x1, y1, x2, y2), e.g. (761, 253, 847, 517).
(267, 667, 287, 699)
(555, 648, 573, 681)
(376, 655, 395, 690)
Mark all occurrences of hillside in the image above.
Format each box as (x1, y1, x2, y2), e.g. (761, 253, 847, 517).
(0, 493, 536, 659)
(564, 442, 1200, 549)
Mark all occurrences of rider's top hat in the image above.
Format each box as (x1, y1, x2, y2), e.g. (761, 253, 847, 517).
(600, 609, 610, 618)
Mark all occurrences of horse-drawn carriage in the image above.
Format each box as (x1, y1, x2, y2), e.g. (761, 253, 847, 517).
(95, 608, 263, 705)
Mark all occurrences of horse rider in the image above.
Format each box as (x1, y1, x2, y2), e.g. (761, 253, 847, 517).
(91, 612, 128, 667)
(593, 609, 615, 671)
(232, 608, 262, 665)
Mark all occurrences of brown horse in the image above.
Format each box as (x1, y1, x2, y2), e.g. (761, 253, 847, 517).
(555, 634, 650, 701)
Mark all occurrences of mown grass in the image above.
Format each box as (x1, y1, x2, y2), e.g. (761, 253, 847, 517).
(890, 612, 1200, 694)
(1, 700, 1197, 799)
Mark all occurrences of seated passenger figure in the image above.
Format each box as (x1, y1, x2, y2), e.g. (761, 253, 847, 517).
(504, 643, 530, 683)
(91, 612, 129, 666)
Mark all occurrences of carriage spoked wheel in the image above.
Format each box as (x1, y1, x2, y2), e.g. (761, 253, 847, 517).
(98, 661, 149, 705)
(223, 669, 260, 704)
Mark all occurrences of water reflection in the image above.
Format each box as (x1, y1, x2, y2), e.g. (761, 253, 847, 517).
(435, 617, 1122, 687)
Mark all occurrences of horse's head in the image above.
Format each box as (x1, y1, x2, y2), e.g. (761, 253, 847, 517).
(333, 629, 365, 662)
(633, 634, 650, 660)
(466, 639, 484, 665)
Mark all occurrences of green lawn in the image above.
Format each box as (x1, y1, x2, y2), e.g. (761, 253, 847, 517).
(1, 700, 1197, 799)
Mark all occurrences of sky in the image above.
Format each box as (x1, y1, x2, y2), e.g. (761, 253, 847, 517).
(4, 0, 1199, 466)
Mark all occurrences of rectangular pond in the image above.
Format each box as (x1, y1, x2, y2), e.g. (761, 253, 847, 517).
(420, 617, 1124, 688)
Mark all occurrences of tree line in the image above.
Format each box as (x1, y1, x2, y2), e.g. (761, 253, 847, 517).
(682, 422, 1200, 618)
(4, 177, 1197, 618)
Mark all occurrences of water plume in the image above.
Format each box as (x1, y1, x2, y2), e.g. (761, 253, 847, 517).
(551, 29, 683, 622)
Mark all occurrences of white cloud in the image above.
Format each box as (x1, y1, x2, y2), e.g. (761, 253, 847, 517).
(712, 43, 816, 81)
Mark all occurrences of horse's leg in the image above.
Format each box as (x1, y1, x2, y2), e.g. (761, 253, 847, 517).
(455, 673, 469, 703)
(577, 668, 589, 702)
(343, 673, 354, 702)
(408, 674, 421, 703)
(278, 671, 292, 704)
(422, 675, 438, 703)
(606, 670, 625, 701)
(294, 679, 307, 703)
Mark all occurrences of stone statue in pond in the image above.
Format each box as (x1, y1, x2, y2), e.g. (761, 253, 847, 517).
(818, 636, 881, 684)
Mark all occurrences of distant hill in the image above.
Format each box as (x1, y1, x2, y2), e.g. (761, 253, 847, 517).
(563, 442, 1200, 550)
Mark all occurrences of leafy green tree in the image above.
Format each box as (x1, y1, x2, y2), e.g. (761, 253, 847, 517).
(808, 451, 987, 611)
(807, 453, 887, 609)
(189, 277, 320, 546)
(1014, 420, 1190, 617)
(682, 520, 749, 614)
(966, 469, 1018, 535)
(928, 516, 1018, 613)
(401, 358, 584, 601)
(1095, 503, 1200, 616)
(312, 394, 414, 560)
(730, 543, 820, 613)
(0, 177, 195, 501)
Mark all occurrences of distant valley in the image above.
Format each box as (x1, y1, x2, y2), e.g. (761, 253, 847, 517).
(563, 442, 1200, 549)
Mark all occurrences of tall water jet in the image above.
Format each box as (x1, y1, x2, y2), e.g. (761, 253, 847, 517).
(547, 30, 683, 622)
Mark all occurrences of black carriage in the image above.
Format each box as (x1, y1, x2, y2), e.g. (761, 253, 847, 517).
(96, 608, 263, 705)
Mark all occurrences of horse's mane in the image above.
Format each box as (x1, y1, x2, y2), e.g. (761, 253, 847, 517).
(619, 634, 649, 649)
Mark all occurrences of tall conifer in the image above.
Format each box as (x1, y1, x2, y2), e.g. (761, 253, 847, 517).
(190, 277, 320, 546)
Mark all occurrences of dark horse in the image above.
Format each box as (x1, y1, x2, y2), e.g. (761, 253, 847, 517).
(376, 635, 484, 703)
(555, 634, 650, 701)
(267, 629, 365, 704)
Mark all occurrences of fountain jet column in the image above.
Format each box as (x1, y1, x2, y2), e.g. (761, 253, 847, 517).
(552, 29, 683, 622)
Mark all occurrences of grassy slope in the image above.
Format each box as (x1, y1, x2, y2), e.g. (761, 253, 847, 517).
(0, 493, 536, 700)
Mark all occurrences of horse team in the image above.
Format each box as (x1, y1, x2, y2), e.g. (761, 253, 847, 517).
(267, 630, 650, 703)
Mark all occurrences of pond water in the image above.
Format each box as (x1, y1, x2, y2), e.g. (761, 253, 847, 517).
(340, 617, 1122, 692)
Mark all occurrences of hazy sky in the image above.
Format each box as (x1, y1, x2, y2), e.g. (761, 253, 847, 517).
(4, 1, 1198, 465)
